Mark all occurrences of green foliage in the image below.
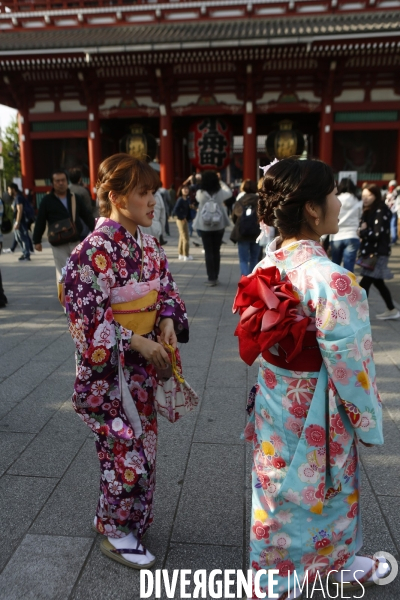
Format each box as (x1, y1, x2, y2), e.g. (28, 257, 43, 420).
(1, 117, 20, 185)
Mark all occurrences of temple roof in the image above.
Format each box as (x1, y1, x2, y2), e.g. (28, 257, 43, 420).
(0, 11, 399, 53)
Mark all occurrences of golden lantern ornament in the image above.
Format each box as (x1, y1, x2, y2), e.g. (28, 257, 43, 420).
(266, 120, 305, 160)
(119, 124, 157, 163)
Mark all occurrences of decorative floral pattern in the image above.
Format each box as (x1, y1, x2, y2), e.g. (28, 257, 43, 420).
(64, 219, 188, 539)
(241, 239, 383, 599)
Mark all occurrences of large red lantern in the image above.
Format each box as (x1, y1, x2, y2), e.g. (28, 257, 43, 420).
(188, 117, 232, 171)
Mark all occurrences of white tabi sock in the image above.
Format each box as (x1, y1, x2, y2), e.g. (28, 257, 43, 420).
(107, 532, 155, 566)
(334, 555, 390, 583)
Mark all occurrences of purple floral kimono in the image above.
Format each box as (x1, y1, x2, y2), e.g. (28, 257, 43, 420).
(242, 239, 384, 599)
(64, 219, 188, 539)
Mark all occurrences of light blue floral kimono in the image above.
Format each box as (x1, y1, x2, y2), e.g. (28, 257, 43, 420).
(243, 239, 384, 599)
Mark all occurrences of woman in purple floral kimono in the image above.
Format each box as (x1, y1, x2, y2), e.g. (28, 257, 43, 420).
(234, 159, 390, 599)
(64, 154, 188, 568)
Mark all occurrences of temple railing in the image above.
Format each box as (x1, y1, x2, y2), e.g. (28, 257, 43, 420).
(0, 0, 397, 13)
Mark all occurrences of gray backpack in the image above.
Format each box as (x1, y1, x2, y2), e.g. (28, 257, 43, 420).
(201, 200, 223, 227)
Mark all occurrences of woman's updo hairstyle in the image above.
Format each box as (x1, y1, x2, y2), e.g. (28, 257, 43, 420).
(258, 158, 335, 239)
(96, 153, 161, 217)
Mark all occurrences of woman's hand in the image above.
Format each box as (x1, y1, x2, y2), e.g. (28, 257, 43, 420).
(159, 318, 177, 349)
(130, 335, 171, 369)
(360, 222, 367, 230)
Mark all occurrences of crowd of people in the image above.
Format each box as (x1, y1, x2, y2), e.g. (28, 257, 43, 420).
(1, 165, 399, 317)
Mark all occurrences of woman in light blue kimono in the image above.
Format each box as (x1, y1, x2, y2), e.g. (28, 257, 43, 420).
(234, 159, 389, 599)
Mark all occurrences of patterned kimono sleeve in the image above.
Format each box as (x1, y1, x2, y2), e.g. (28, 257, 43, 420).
(64, 241, 133, 434)
(157, 244, 189, 343)
(310, 264, 383, 445)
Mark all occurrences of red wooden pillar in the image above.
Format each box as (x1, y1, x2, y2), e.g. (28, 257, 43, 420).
(243, 104, 257, 181)
(319, 62, 336, 166)
(159, 109, 174, 188)
(88, 108, 101, 198)
(243, 65, 257, 181)
(319, 102, 333, 165)
(18, 111, 34, 194)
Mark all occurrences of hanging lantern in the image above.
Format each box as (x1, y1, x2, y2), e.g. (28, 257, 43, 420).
(188, 117, 232, 171)
(266, 119, 305, 160)
(119, 124, 157, 163)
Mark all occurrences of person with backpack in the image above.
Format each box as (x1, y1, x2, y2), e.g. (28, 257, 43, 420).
(193, 171, 231, 286)
(7, 183, 32, 262)
(230, 179, 260, 275)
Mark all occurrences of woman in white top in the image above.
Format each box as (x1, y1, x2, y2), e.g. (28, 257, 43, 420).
(330, 178, 362, 272)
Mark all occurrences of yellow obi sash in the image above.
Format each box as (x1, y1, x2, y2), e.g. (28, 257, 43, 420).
(111, 290, 160, 335)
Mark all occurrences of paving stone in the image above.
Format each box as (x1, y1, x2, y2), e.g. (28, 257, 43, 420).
(0, 358, 76, 433)
(193, 386, 247, 445)
(8, 400, 89, 477)
(359, 410, 400, 498)
(171, 443, 244, 546)
(32, 331, 75, 363)
(376, 496, 400, 553)
(0, 475, 57, 571)
(29, 438, 100, 538)
(358, 463, 398, 558)
(0, 534, 93, 600)
(0, 431, 35, 477)
(206, 360, 247, 388)
(0, 359, 65, 422)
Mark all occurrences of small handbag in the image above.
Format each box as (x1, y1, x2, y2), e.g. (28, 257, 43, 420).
(48, 194, 79, 247)
(154, 343, 199, 423)
(356, 254, 378, 271)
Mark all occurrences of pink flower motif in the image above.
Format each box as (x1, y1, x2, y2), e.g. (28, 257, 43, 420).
(305, 424, 326, 447)
(252, 521, 270, 541)
(86, 394, 103, 408)
(289, 403, 308, 419)
(329, 272, 352, 296)
(270, 433, 284, 452)
(136, 388, 148, 402)
(332, 361, 352, 386)
(91, 379, 109, 395)
(347, 285, 362, 306)
(284, 416, 304, 438)
(263, 368, 277, 389)
(345, 457, 357, 477)
(330, 413, 346, 436)
(302, 486, 318, 505)
(329, 440, 344, 458)
(276, 559, 295, 577)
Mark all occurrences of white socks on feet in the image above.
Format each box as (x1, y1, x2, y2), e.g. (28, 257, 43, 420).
(107, 532, 155, 566)
(334, 555, 390, 583)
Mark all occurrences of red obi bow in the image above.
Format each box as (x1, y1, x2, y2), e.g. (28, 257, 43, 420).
(232, 266, 310, 366)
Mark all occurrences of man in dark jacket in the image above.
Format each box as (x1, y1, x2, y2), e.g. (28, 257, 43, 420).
(33, 169, 95, 282)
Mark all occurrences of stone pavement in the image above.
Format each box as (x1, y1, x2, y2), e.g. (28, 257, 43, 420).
(0, 223, 399, 600)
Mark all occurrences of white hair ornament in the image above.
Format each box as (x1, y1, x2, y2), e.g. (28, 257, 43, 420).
(259, 158, 279, 176)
